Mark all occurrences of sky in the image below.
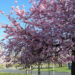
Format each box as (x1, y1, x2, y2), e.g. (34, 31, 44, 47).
(0, 0, 32, 42)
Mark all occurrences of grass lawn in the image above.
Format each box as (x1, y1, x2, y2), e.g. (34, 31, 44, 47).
(0, 73, 25, 75)
(33, 66, 71, 72)
(0, 65, 5, 69)
(20, 66, 71, 72)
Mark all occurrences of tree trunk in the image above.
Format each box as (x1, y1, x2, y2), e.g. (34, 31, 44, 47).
(71, 62, 75, 75)
(38, 62, 41, 75)
(71, 49, 75, 75)
(59, 62, 62, 67)
(71, 37, 75, 75)
(41, 64, 42, 69)
(48, 63, 50, 75)
(30, 66, 32, 75)
(25, 68, 28, 75)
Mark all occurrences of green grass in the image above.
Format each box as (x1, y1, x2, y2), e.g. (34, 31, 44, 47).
(20, 66, 71, 72)
(0, 73, 25, 75)
(0, 65, 5, 69)
(33, 66, 71, 72)
(53, 66, 71, 72)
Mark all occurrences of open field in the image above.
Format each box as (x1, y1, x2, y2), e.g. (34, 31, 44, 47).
(0, 73, 25, 75)
(0, 63, 71, 73)
(33, 66, 71, 72)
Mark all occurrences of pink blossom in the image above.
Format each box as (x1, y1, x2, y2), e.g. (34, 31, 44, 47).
(22, 5, 25, 8)
(26, 12, 29, 15)
(0, 0, 74, 70)
(29, 0, 32, 3)
(10, 11, 13, 14)
(15, 22, 20, 26)
(39, 4, 46, 11)
(50, 0, 56, 4)
(0, 10, 4, 14)
(14, 0, 18, 4)
(15, 9, 21, 15)
(21, 10, 25, 17)
(33, 2, 36, 6)
(11, 6, 15, 10)
(16, 6, 19, 9)
(30, 6, 35, 11)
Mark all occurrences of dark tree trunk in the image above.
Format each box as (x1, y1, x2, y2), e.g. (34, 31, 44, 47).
(71, 62, 75, 75)
(59, 62, 62, 67)
(71, 50, 75, 75)
(41, 64, 42, 69)
(38, 62, 41, 75)
(72, 37, 75, 75)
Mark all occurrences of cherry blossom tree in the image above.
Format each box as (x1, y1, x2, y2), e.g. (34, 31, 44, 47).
(0, 0, 75, 75)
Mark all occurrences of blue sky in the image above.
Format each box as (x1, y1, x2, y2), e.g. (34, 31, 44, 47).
(0, 0, 32, 42)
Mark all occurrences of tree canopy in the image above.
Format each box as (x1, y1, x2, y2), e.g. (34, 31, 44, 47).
(0, 0, 75, 67)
